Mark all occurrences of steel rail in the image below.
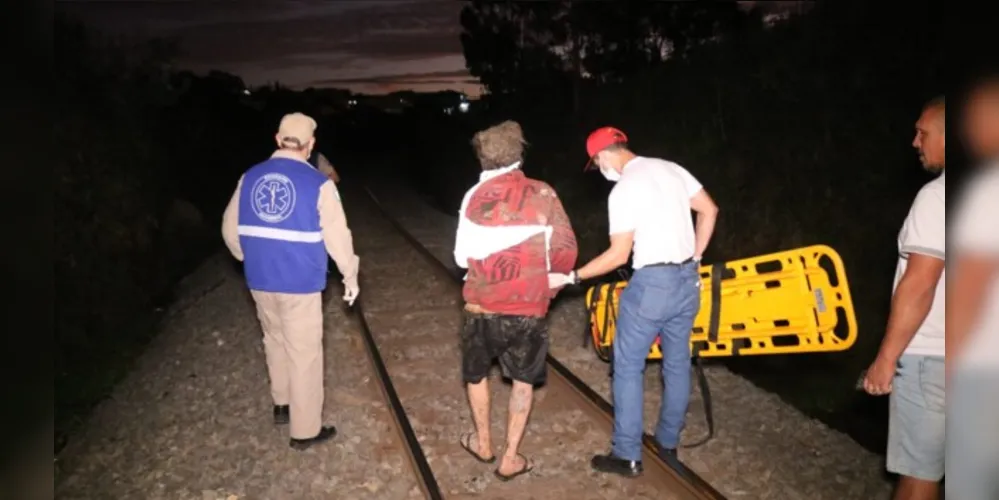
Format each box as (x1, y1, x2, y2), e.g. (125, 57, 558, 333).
(347, 288, 444, 500)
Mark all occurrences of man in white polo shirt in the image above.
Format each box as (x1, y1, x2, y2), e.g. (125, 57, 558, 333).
(947, 77, 999, 500)
(862, 97, 946, 499)
(549, 126, 718, 477)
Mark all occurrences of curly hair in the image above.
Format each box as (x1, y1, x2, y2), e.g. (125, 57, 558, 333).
(471, 120, 526, 170)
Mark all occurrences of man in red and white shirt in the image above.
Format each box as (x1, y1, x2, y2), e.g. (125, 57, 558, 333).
(453, 120, 578, 481)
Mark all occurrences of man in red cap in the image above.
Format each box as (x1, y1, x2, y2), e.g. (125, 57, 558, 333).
(549, 127, 719, 477)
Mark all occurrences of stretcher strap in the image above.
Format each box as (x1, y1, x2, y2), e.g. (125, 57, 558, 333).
(707, 262, 724, 343)
(605, 284, 618, 376)
(681, 357, 715, 448)
(681, 263, 724, 447)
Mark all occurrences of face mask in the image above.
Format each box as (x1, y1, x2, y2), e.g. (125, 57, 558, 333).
(600, 166, 621, 182)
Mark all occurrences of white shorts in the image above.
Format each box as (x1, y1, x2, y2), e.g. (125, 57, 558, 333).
(886, 354, 945, 481)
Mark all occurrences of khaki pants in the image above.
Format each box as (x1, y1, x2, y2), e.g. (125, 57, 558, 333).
(250, 290, 324, 439)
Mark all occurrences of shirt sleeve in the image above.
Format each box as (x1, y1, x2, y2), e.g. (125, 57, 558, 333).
(953, 169, 999, 255)
(608, 185, 637, 235)
(317, 153, 339, 183)
(453, 188, 475, 268)
(221, 175, 244, 261)
(900, 182, 946, 260)
(318, 181, 359, 280)
(673, 163, 704, 197)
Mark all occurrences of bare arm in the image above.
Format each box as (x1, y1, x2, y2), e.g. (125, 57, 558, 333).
(874, 253, 945, 364)
(689, 188, 718, 260)
(948, 170, 999, 370)
(948, 253, 999, 367)
(574, 186, 635, 281)
(221, 176, 244, 261)
(318, 181, 359, 280)
(576, 232, 633, 280)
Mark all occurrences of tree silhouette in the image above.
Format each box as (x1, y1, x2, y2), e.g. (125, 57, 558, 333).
(459, 0, 746, 95)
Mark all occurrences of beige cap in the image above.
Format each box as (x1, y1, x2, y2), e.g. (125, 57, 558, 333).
(277, 112, 317, 147)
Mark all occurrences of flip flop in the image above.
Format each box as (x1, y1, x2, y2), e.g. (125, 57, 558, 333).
(460, 432, 496, 464)
(494, 454, 534, 482)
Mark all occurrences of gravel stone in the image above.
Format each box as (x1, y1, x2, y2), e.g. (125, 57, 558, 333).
(55, 254, 420, 499)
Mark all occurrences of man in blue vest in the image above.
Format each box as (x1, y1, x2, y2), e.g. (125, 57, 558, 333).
(221, 112, 360, 450)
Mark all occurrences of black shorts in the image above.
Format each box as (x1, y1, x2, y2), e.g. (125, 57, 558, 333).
(460, 312, 549, 386)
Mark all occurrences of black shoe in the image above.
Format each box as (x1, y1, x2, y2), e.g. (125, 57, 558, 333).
(652, 441, 677, 461)
(273, 405, 290, 425)
(591, 453, 643, 477)
(289, 426, 337, 450)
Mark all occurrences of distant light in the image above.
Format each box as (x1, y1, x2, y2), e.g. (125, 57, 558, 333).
(458, 102, 470, 113)
(243, 89, 251, 95)
(348, 99, 357, 106)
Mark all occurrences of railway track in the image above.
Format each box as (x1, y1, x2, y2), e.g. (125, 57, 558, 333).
(351, 296, 445, 499)
(342, 184, 727, 500)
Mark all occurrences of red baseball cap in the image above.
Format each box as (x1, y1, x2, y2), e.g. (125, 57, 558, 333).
(584, 126, 628, 170)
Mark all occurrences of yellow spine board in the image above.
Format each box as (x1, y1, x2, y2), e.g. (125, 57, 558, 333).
(585, 245, 858, 360)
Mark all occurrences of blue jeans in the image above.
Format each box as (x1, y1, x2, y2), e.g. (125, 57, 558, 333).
(611, 262, 701, 461)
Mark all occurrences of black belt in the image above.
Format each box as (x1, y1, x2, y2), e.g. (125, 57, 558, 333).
(643, 257, 695, 268)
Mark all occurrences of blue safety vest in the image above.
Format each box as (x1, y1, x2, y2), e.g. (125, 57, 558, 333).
(237, 156, 328, 293)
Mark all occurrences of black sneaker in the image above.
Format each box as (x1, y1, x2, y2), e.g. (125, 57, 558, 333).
(289, 426, 337, 450)
(273, 405, 290, 425)
(591, 453, 643, 477)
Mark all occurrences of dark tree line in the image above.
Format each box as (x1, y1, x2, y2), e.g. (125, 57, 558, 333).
(54, 15, 277, 451)
(460, 1, 751, 110)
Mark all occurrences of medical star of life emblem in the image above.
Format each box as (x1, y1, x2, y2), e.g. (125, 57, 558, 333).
(251, 173, 297, 223)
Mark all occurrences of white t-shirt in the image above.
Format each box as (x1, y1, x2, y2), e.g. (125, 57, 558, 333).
(608, 156, 703, 269)
(952, 164, 999, 369)
(893, 173, 946, 357)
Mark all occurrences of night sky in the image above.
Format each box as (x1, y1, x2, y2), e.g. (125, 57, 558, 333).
(58, 0, 799, 97)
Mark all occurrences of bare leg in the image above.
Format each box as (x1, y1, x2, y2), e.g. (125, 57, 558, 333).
(466, 378, 493, 458)
(498, 380, 533, 474)
(893, 476, 939, 500)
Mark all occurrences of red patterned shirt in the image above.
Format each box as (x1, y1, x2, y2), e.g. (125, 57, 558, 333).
(454, 167, 578, 317)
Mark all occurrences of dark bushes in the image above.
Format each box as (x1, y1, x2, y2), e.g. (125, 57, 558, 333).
(54, 17, 262, 451)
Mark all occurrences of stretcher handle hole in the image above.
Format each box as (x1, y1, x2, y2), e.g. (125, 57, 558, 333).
(832, 306, 850, 341)
(755, 260, 782, 274)
(816, 254, 840, 287)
